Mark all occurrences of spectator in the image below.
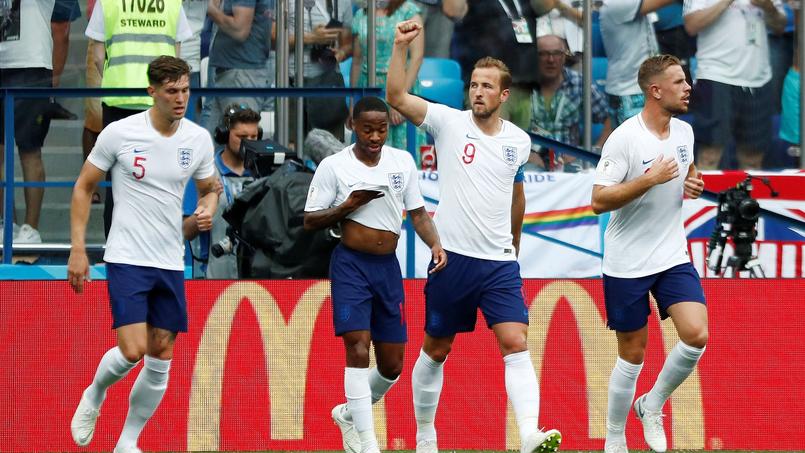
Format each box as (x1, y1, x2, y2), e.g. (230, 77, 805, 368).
(778, 0, 799, 165)
(285, 0, 353, 141)
(684, 0, 786, 169)
(530, 34, 612, 171)
(452, 0, 542, 129)
(181, 0, 209, 89)
(600, 0, 676, 126)
(85, 1, 193, 237)
(47, 0, 80, 120)
(202, 0, 273, 134)
(767, 1, 795, 113)
(183, 104, 259, 278)
(653, 2, 697, 84)
(535, 0, 585, 57)
(0, 0, 55, 244)
(351, 0, 426, 151)
(413, 0, 468, 57)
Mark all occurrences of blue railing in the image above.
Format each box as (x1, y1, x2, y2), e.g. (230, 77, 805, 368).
(1, 86, 382, 264)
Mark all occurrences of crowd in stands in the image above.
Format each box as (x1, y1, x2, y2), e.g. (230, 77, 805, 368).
(0, 0, 801, 247)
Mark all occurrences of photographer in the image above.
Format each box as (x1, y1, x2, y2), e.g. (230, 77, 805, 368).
(183, 104, 260, 278)
(283, 0, 353, 140)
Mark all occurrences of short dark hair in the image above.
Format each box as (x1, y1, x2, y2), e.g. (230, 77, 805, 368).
(473, 57, 512, 90)
(225, 104, 261, 129)
(147, 55, 191, 86)
(638, 54, 682, 93)
(352, 96, 389, 121)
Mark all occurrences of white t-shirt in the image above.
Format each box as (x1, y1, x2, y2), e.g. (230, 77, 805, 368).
(180, 0, 208, 72)
(0, 0, 55, 70)
(594, 113, 694, 278)
(419, 103, 530, 261)
(88, 111, 215, 271)
(683, 0, 783, 87)
(304, 145, 425, 235)
(85, 2, 193, 43)
(600, 0, 659, 96)
(288, 0, 353, 78)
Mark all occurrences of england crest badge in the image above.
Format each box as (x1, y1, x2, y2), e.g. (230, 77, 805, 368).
(676, 145, 690, 167)
(503, 145, 518, 166)
(388, 172, 404, 193)
(178, 148, 193, 169)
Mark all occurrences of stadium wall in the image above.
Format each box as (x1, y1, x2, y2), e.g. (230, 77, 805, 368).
(2, 279, 803, 451)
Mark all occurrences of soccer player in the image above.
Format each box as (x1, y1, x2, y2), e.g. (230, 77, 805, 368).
(304, 96, 447, 453)
(591, 55, 707, 453)
(68, 56, 218, 453)
(386, 21, 561, 453)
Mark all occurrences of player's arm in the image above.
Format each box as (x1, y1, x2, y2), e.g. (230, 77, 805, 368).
(511, 181, 525, 257)
(591, 154, 679, 214)
(183, 177, 223, 240)
(684, 163, 705, 199)
(386, 20, 429, 127)
(409, 207, 447, 273)
(189, 175, 220, 235)
(68, 161, 106, 293)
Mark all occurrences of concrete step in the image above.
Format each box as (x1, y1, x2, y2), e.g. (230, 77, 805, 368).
(6, 202, 105, 244)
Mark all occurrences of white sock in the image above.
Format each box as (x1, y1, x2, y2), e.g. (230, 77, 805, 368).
(345, 367, 377, 452)
(606, 357, 643, 444)
(343, 367, 399, 422)
(644, 341, 705, 412)
(504, 350, 539, 441)
(85, 347, 139, 409)
(116, 356, 171, 450)
(412, 349, 445, 444)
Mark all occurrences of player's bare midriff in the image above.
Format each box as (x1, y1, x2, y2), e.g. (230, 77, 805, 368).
(341, 219, 399, 255)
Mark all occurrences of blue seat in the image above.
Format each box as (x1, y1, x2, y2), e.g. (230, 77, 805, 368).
(592, 11, 606, 58)
(340, 57, 352, 86)
(418, 78, 465, 110)
(592, 57, 608, 91)
(418, 57, 462, 80)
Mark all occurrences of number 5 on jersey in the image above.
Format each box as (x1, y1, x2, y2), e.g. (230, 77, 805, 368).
(133, 156, 146, 180)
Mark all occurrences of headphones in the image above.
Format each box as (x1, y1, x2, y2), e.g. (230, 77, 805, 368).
(214, 103, 264, 145)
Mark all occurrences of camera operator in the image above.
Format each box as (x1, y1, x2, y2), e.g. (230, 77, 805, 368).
(281, 0, 353, 140)
(183, 104, 260, 278)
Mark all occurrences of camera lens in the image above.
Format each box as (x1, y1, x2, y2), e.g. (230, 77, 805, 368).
(738, 198, 760, 221)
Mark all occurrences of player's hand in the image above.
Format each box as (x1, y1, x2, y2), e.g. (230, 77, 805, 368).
(390, 107, 405, 126)
(647, 154, 679, 185)
(347, 189, 384, 208)
(394, 20, 422, 45)
(684, 171, 705, 199)
(67, 250, 91, 294)
(429, 244, 447, 273)
(194, 205, 213, 232)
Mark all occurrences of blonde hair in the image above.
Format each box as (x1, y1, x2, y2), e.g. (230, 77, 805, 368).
(473, 57, 512, 90)
(638, 54, 682, 93)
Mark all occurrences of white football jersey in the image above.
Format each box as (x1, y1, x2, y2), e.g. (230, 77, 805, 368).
(304, 144, 425, 235)
(419, 102, 530, 261)
(594, 113, 695, 277)
(88, 110, 215, 270)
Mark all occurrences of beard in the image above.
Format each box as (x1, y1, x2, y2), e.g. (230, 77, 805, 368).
(667, 103, 688, 116)
(472, 103, 498, 120)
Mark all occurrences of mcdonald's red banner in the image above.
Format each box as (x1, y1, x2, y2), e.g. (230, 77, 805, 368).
(2, 279, 803, 451)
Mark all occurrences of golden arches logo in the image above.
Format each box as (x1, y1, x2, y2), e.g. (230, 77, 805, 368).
(186, 281, 389, 450)
(505, 281, 704, 450)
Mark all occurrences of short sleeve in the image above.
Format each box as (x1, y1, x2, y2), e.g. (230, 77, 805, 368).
(176, 6, 194, 42)
(304, 157, 339, 211)
(84, 1, 104, 41)
(193, 134, 216, 180)
(419, 102, 455, 138)
(594, 131, 630, 186)
(403, 155, 425, 211)
(86, 126, 119, 172)
(683, 0, 712, 16)
(602, 0, 641, 23)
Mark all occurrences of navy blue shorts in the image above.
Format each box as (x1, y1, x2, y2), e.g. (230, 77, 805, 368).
(424, 251, 528, 337)
(329, 244, 407, 343)
(603, 262, 706, 332)
(106, 263, 188, 332)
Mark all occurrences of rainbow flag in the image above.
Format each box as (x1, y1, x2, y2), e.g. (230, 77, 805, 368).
(523, 205, 598, 232)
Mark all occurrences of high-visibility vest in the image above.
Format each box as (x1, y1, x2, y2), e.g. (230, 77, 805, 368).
(101, 0, 181, 109)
